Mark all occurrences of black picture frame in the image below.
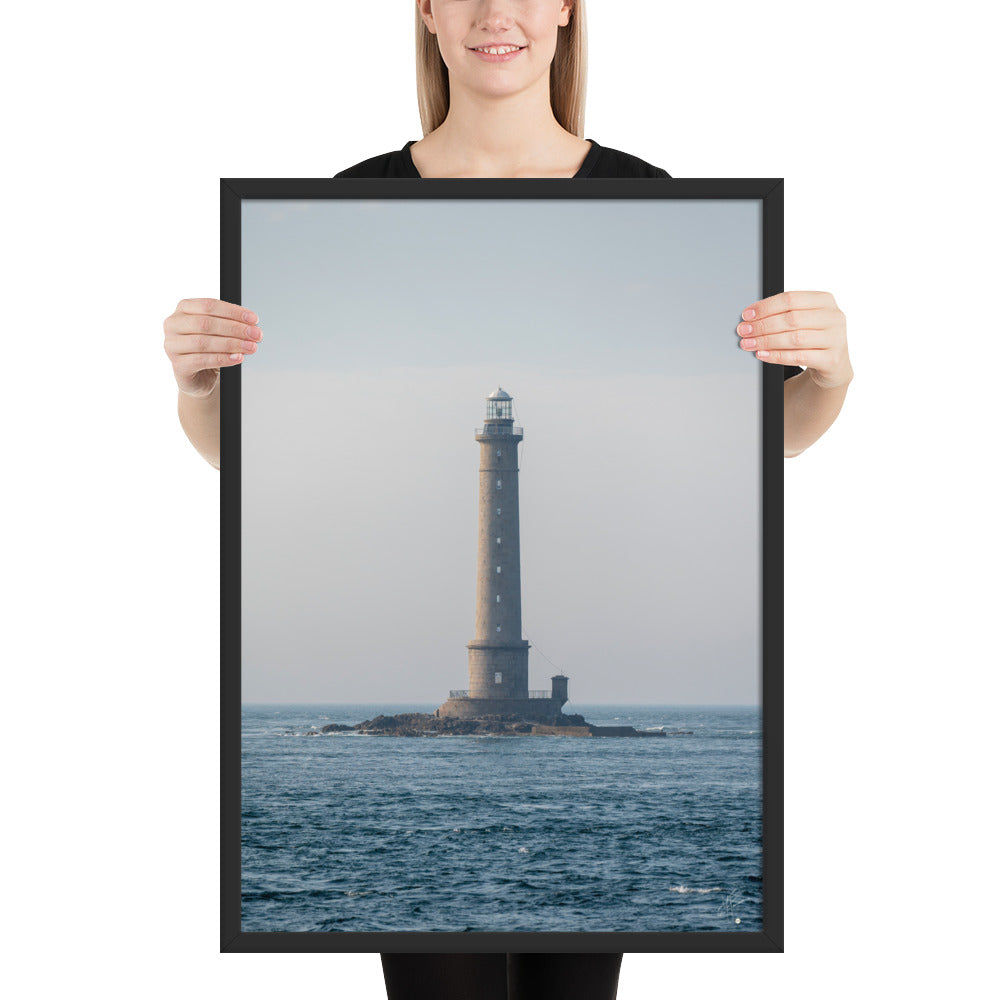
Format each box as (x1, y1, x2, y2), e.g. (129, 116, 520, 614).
(220, 178, 784, 954)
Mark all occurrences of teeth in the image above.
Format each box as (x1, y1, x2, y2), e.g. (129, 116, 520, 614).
(478, 46, 521, 55)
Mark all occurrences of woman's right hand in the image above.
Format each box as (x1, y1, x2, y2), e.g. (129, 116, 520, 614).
(163, 297, 262, 398)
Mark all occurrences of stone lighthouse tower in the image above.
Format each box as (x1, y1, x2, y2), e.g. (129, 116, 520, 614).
(468, 387, 530, 699)
(437, 388, 568, 722)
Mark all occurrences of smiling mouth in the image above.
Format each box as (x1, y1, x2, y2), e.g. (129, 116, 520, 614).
(470, 45, 526, 55)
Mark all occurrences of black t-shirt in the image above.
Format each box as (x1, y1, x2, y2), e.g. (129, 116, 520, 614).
(335, 139, 801, 380)
(334, 138, 670, 179)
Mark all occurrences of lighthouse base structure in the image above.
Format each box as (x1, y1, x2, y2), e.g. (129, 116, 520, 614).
(436, 694, 566, 723)
(438, 661, 570, 723)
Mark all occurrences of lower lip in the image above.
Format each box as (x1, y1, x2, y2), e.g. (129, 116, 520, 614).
(470, 47, 525, 63)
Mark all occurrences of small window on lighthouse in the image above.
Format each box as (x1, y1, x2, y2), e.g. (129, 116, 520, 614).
(496, 507, 501, 515)
(496, 479, 502, 489)
(496, 595, 501, 603)
(495, 672, 503, 684)
(496, 566, 502, 574)
(496, 448, 502, 457)
(496, 625, 502, 632)
(496, 537, 501, 545)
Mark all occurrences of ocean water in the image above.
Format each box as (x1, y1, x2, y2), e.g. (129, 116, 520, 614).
(241, 704, 762, 933)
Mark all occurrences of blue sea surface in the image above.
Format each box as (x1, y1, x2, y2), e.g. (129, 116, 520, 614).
(241, 704, 762, 933)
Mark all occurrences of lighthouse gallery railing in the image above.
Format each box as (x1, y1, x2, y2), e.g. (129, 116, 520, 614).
(475, 425, 523, 437)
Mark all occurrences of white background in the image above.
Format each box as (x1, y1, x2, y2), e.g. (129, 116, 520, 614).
(4, 1, 995, 996)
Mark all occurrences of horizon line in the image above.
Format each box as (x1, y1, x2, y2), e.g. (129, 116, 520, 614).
(241, 700, 761, 708)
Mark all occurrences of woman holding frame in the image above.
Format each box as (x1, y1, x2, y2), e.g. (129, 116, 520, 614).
(164, 3, 852, 997)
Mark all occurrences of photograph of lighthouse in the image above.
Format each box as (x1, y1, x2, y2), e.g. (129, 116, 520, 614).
(226, 181, 781, 948)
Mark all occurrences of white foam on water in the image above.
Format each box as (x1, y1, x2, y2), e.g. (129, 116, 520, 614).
(518, 847, 529, 854)
(668, 886, 722, 894)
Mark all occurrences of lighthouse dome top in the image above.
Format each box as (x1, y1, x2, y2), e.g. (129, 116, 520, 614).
(484, 387, 516, 425)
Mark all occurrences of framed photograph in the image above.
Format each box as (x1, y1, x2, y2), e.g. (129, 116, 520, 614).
(221, 178, 784, 953)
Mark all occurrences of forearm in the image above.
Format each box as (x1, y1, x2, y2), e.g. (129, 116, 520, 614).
(783, 371, 852, 458)
(178, 382, 221, 470)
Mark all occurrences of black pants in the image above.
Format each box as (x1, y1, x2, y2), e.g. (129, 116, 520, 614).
(381, 953, 624, 1000)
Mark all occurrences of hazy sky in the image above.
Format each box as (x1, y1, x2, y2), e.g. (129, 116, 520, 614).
(240, 196, 762, 705)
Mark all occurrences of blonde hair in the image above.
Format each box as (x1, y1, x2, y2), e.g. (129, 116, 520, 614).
(415, 1, 588, 137)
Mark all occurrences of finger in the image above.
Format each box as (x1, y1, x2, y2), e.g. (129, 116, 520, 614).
(737, 307, 840, 339)
(175, 297, 258, 325)
(164, 312, 263, 342)
(741, 290, 836, 321)
(739, 330, 836, 354)
(164, 331, 261, 359)
(752, 348, 828, 368)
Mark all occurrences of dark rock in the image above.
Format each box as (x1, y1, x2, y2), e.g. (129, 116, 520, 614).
(308, 710, 685, 738)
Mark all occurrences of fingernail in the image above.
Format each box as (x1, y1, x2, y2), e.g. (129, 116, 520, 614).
(242, 341, 257, 352)
(737, 323, 752, 335)
(756, 350, 770, 358)
(248, 326, 262, 340)
(230, 353, 243, 362)
(241, 311, 258, 324)
(742, 308, 756, 320)
(741, 338, 756, 349)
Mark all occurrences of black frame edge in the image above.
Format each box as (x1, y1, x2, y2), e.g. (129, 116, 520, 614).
(219, 930, 780, 954)
(761, 179, 784, 952)
(220, 179, 243, 952)
(220, 177, 781, 201)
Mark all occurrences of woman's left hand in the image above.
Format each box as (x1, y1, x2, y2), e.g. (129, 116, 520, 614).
(737, 290, 852, 389)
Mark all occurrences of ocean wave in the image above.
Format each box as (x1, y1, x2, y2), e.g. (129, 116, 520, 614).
(242, 704, 763, 933)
